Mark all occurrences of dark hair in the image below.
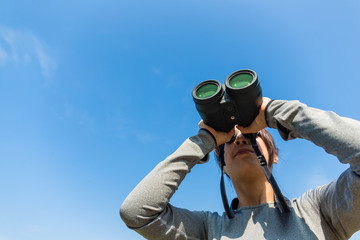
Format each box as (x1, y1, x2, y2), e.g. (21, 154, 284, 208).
(215, 129, 278, 168)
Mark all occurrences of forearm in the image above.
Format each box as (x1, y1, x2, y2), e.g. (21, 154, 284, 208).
(120, 129, 215, 229)
(266, 100, 360, 173)
(266, 100, 360, 238)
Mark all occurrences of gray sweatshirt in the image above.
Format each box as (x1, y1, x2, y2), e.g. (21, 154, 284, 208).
(120, 100, 360, 239)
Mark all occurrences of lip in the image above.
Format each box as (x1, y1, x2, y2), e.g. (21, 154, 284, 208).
(234, 148, 254, 158)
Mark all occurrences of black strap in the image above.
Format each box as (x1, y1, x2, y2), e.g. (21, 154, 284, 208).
(200, 128, 217, 146)
(218, 133, 290, 219)
(218, 145, 234, 219)
(247, 133, 290, 213)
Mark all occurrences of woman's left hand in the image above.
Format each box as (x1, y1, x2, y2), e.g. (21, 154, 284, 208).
(236, 97, 271, 134)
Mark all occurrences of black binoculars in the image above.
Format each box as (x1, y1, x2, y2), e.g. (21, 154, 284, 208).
(192, 69, 263, 132)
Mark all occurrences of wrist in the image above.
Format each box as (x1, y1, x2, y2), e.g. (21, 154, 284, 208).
(199, 128, 218, 146)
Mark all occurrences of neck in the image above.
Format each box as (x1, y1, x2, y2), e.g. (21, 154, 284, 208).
(232, 179, 275, 209)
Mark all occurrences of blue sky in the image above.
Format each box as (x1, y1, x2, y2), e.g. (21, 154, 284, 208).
(1, 1, 360, 239)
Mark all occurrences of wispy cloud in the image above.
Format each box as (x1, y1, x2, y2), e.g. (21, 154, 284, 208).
(150, 66, 183, 88)
(22, 224, 47, 238)
(0, 25, 57, 77)
(305, 166, 332, 188)
(0, 235, 12, 240)
(51, 97, 94, 129)
(135, 130, 158, 144)
(0, 45, 8, 65)
(166, 74, 183, 88)
(152, 66, 161, 75)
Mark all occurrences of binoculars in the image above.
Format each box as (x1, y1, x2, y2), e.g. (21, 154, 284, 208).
(192, 69, 263, 132)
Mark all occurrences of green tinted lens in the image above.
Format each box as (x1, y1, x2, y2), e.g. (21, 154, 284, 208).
(196, 83, 218, 98)
(229, 73, 253, 88)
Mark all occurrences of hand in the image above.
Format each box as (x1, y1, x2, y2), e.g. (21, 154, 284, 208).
(236, 97, 271, 134)
(198, 120, 235, 146)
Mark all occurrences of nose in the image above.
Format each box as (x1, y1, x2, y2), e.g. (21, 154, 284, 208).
(234, 133, 250, 145)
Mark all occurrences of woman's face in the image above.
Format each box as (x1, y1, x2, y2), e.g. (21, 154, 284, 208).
(223, 129, 276, 182)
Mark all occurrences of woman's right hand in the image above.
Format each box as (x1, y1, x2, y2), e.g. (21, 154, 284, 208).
(198, 120, 235, 146)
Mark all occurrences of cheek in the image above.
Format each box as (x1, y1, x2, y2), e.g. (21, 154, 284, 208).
(223, 145, 232, 165)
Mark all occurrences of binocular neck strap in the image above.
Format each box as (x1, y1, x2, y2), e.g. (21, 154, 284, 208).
(218, 145, 235, 219)
(219, 133, 290, 219)
(247, 133, 290, 213)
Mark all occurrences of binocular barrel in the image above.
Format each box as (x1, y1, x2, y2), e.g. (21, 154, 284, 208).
(192, 69, 262, 132)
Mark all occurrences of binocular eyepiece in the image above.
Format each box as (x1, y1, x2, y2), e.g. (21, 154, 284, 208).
(192, 69, 262, 132)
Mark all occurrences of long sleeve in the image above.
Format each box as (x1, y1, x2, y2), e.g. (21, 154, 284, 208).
(120, 129, 216, 239)
(120, 100, 360, 240)
(266, 100, 360, 239)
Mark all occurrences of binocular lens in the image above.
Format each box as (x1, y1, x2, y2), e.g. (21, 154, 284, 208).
(192, 69, 261, 132)
(196, 83, 219, 99)
(229, 73, 253, 88)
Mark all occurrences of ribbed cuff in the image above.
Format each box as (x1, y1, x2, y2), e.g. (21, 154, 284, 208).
(265, 99, 276, 128)
(199, 128, 217, 146)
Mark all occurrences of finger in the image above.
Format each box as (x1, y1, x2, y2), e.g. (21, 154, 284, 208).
(236, 123, 257, 134)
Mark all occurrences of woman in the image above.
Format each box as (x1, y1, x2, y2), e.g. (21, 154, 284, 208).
(120, 98, 360, 239)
